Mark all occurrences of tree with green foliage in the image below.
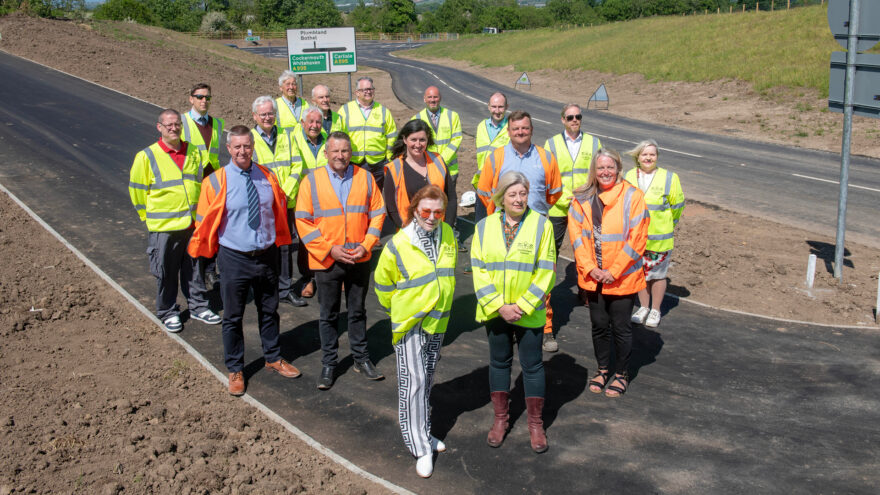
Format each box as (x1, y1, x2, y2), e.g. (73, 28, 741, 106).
(429, 0, 484, 33)
(379, 0, 417, 33)
(144, 0, 203, 31)
(258, 0, 342, 29)
(545, 0, 602, 25)
(94, 0, 157, 24)
(348, 0, 382, 32)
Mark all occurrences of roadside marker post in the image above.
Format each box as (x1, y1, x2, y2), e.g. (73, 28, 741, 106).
(805, 254, 817, 290)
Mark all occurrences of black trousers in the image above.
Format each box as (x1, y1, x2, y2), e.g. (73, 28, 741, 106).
(585, 287, 634, 376)
(358, 159, 387, 191)
(218, 245, 281, 373)
(549, 215, 568, 258)
(314, 261, 371, 367)
(279, 208, 302, 298)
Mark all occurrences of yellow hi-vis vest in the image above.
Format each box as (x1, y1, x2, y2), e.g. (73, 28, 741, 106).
(291, 126, 328, 171)
(275, 97, 311, 131)
(339, 101, 397, 165)
(411, 107, 463, 176)
(374, 223, 458, 344)
(181, 113, 224, 170)
(323, 110, 346, 134)
(470, 209, 556, 328)
(544, 132, 601, 217)
(624, 166, 685, 252)
(472, 118, 510, 187)
(250, 126, 303, 208)
(129, 142, 204, 232)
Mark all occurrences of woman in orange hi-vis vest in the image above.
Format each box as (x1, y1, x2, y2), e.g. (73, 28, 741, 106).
(383, 119, 457, 230)
(567, 148, 649, 398)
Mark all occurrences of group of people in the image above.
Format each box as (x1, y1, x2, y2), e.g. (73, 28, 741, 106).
(128, 73, 684, 478)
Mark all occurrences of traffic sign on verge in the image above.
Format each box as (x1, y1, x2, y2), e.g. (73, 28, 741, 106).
(829, 52, 880, 118)
(514, 72, 531, 90)
(828, 0, 880, 52)
(286, 27, 357, 75)
(587, 83, 609, 110)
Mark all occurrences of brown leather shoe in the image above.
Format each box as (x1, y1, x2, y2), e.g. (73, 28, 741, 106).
(300, 279, 316, 298)
(265, 359, 301, 378)
(526, 397, 548, 453)
(228, 371, 245, 396)
(487, 391, 509, 448)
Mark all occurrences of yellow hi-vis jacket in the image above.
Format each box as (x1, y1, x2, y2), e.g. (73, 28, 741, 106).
(411, 107, 463, 176)
(291, 127, 328, 171)
(129, 142, 204, 232)
(470, 209, 556, 328)
(624, 166, 685, 252)
(472, 118, 510, 187)
(374, 222, 458, 344)
(182, 113, 224, 171)
(250, 126, 304, 209)
(338, 101, 397, 165)
(544, 132, 601, 218)
(275, 97, 311, 131)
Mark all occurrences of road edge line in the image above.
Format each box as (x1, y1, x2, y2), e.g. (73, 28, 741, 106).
(455, 216, 873, 330)
(0, 181, 416, 495)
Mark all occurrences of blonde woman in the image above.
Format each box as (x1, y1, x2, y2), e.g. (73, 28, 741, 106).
(568, 149, 648, 397)
(624, 140, 685, 328)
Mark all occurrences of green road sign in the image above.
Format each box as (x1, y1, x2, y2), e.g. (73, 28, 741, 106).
(290, 53, 327, 73)
(332, 52, 355, 66)
(245, 36, 260, 42)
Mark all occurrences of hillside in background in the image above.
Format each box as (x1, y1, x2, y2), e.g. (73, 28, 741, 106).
(410, 5, 880, 96)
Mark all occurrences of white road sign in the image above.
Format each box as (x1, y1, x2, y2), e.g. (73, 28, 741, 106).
(286, 27, 357, 75)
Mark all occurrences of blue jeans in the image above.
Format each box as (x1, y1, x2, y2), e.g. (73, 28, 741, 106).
(486, 318, 545, 398)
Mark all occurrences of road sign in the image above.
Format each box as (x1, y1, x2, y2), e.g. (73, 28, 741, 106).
(286, 27, 357, 75)
(829, 52, 880, 118)
(514, 72, 531, 89)
(827, 0, 880, 52)
(587, 83, 609, 110)
(245, 36, 260, 42)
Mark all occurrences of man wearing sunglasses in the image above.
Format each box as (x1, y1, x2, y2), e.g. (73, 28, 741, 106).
(129, 109, 218, 333)
(540, 104, 602, 352)
(182, 83, 224, 176)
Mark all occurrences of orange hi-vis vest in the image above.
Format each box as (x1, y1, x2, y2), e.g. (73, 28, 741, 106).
(384, 151, 447, 224)
(187, 164, 292, 259)
(476, 145, 562, 216)
(567, 181, 649, 296)
(294, 164, 386, 270)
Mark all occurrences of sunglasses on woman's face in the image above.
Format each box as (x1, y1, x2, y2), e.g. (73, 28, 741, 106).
(417, 208, 444, 220)
(564, 113, 582, 122)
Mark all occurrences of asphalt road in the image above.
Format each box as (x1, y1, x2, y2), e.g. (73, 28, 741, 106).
(243, 41, 880, 250)
(1, 50, 879, 494)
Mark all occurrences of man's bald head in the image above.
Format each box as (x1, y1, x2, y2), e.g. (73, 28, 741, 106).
(424, 86, 441, 113)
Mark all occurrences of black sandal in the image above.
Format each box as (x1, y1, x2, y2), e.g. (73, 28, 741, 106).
(588, 368, 610, 394)
(605, 374, 628, 398)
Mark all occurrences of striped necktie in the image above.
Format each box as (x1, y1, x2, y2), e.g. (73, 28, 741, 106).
(243, 168, 260, 230)
(430, 112, 439, 128)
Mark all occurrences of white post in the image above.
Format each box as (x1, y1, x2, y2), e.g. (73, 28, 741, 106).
(805, 254, 817, 289)
(876, 272, 880, 323)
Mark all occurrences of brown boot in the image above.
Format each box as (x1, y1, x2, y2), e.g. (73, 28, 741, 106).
(525, 397, 548, 453)
(487, 391, 509, 448)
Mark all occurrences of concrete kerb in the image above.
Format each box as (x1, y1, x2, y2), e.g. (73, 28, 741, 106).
(0, 182, 416, 495)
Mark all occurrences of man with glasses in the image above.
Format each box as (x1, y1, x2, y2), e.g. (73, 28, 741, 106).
(276, 71, 310, 131)
(129, 109, 219, 333)
(182, 83, 224, 175)
(338, 76, 397, 190)
(251, 96, 307, 307)
(539, 103, 601, 352)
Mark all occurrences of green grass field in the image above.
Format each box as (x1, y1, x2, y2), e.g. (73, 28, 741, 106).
(410, 5, 879, 96)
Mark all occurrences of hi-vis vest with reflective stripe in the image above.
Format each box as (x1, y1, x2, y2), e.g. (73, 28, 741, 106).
(182, 113, 224, 170)
(472, 118, 510, 187)
(129, 142, 204, 232)
(294, 164, 386, 270)
(412, 107, 463, 175)
(568, 181, 649, 296)
(187, 164, 291, 259)
(292, 127, 328, 171)
(276, 97, 310, 130)
(623, 167, 684, 252)
(374, 223, 457, 344)
(338, 101, 397, 165)
(251, 126, 303, 208)
(544, 132, 601, 217)
(385, 152, 447, 224)
(470, 209, 557, 328)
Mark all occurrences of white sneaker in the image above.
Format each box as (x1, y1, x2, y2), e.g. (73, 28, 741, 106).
(191, 309, 221, 325)
(416, 454, 433, 478)
(431, 436, 446, 452)
(631, 306, 650, 324)
(163, 315, 182, 333)
(645, 309, 661, 328)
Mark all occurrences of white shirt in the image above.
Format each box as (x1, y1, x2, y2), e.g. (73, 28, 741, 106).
(637, 169, 656, 192)
(563, 132, 582, 162)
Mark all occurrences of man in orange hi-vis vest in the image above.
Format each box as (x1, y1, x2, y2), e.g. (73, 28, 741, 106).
(295, 131, 387, 391)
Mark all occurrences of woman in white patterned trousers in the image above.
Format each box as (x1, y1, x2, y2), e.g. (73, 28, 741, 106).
(374, 185, 457, 478)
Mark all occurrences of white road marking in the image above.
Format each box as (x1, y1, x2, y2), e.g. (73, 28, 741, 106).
(588, 131, 703, 158)
(792, 173, 880, 193)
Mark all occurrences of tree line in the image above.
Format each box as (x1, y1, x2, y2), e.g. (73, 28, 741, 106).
(1, 0, 824, 34)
